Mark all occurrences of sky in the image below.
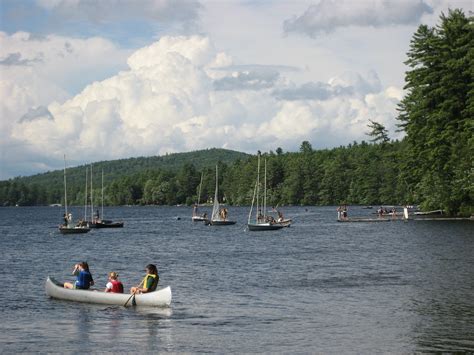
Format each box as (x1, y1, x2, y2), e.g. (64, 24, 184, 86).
(0, 0, 472, 179)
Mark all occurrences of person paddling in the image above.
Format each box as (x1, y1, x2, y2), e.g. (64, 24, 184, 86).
(130, 264, 159, 294)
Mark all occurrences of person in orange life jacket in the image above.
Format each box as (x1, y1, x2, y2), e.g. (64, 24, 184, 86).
(130, 264, 159, 294)
(104, 271, 124, 293)
(64, 262, 94, 289)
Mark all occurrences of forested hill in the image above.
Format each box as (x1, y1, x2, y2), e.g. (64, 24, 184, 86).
(0, 148, 249, 205)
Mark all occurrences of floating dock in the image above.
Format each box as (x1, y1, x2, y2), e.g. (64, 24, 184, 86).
(337, 217, 398, 223)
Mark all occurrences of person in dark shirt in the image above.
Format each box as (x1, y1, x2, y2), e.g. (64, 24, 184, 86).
(64, 262, 94, 290)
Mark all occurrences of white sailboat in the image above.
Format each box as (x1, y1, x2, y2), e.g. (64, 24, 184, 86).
(59, 155, 90, 234)
(192, 172, 208, 222)
(206, 165, 236, 226)
(247, 154, 290, 231)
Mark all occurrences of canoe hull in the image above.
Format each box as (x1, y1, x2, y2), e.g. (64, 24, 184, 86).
(45, 277, 171, 307)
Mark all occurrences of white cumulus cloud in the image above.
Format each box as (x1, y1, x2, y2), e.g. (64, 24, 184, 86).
(2, 34, 403, 179)
(0, 31, 130, 178)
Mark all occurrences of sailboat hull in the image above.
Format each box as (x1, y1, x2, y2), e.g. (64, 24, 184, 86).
(248, 223, 285, 231)
(205, 220, 236, 226)
(94, 221, 124, 228)
(59, 226, 91, 234)
(277, 219, 292, 227)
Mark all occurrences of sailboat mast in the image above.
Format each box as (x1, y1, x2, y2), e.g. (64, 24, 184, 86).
(90, 164, 94, 220)
(264, 158, 267, 219)
(84, 167, 88, 221)
(63, 154, 68, 216)
(101, 169, 104, 220)
(212, 165, 219, 220)
(256, 154, 260, 223)
(248, 179, 258, 224)
(197, 172, 203, 205)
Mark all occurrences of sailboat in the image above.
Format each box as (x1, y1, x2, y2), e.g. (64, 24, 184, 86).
(206, 165, 236, 226)
(267, 205, 292, 227)
(192, 172, 208, 222)
(89, 168, 124, 228)
(59, 155, 91, 234)
(247, 154, 289, 231)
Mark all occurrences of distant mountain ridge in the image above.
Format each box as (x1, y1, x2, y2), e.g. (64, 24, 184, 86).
(8, 148, 250, 185)
(0, 148, 250, 206)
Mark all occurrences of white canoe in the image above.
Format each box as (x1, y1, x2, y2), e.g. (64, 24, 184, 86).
(45, 277, 172, 307)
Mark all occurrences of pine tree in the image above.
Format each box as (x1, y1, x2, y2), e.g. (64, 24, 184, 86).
(397, 9, 473, 215)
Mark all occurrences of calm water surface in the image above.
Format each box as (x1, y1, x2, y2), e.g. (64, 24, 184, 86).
(0, 206, 473, 353)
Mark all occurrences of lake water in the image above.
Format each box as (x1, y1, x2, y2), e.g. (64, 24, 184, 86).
(0, 206, 473, 353)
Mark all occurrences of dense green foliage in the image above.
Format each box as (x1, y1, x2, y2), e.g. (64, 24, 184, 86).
(1, 10, 471, 215)
(0, 148, 248, 206)
(397, 9, 473, 215)
(0, 141, 413, 208)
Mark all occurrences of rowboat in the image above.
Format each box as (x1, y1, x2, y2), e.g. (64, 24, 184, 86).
(45, 277, 172, 307)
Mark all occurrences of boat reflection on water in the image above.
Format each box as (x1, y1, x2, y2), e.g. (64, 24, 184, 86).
(134, 307, 173, 318)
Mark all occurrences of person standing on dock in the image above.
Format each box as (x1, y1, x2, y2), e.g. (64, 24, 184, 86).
(403, 206, 409, 220)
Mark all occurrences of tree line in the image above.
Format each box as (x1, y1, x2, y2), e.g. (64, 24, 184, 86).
(0, 136, 468, 215)
(0, 10, 471, 215)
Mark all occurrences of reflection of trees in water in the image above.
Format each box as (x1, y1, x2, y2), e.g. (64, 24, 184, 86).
(106, 306, 123, 342)
(75, 305, 92, 352)
(74, 305, 124, 350)
(72, 304, 173, 352)
(141, 309, 174, 352)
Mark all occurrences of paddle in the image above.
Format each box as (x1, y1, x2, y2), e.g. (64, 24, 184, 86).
(123, 279, 144, 307)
